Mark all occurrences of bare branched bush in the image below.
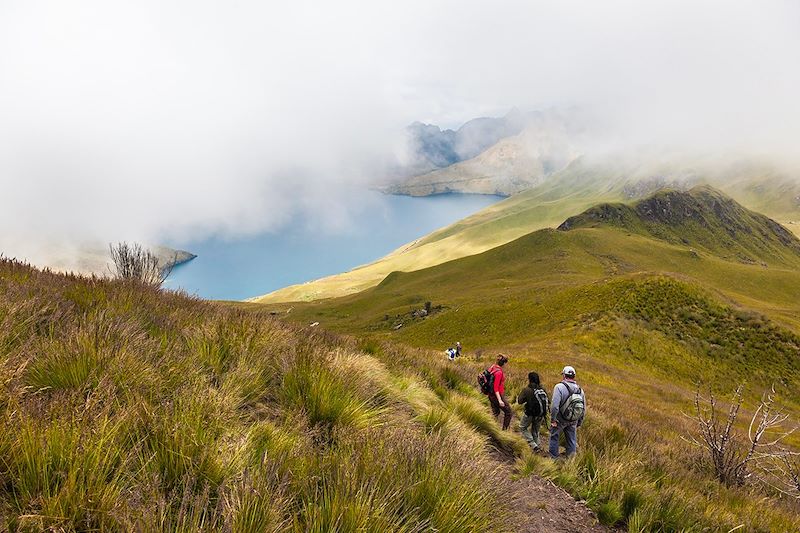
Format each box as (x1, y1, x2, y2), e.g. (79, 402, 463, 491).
(109, 242, 173, 287)
(785, 454, 800, 495)
(686, 384, 794, 487)
(757, 451, 800, 499)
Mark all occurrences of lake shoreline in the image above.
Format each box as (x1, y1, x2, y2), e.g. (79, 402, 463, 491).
(164, 192, 503, 301)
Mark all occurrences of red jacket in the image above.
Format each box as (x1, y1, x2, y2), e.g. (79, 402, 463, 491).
(488, 364, 505, 395)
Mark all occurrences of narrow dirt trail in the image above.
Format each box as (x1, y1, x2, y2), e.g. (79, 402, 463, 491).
(503, 467, 615, 532)
(487, 443, 616, 532)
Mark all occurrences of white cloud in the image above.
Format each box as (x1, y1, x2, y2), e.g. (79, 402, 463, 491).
(1, 0, 799, 264)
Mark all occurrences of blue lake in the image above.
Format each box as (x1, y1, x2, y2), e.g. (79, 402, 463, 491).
(164, 192, 502, 300)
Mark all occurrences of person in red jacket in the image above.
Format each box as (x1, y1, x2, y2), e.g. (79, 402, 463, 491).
(486, 354, 512, 430)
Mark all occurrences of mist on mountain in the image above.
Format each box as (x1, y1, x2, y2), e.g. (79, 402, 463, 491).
(1, 1, 799, 271)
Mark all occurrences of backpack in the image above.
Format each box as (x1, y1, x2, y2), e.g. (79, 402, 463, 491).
(526, 387, 549, 418)
(477, 367, 497, 395)
(558, 382, 585, 422)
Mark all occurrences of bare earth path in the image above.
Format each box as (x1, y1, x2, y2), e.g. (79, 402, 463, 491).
(493, 460, 617, 532)
(506, 471, 615, 532)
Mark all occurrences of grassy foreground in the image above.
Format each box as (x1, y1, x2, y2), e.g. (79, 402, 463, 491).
(0, 258, 535, 532)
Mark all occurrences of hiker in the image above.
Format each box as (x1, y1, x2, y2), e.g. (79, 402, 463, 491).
(549, 365, 586, 459)
(517, 371, 548, 452)
(480, 354, 512, 430)
(446, 341, 463, 360)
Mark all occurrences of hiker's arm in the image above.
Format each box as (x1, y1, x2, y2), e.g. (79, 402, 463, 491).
(494, 391, 504, 407)
(550, 385, 561, 426)
(517, 388, 527, 405)
(578, 391, 586, 426)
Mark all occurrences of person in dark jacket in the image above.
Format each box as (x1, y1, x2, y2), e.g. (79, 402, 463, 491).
(517, 371, 548, 452)
(486, 354, 512, 430)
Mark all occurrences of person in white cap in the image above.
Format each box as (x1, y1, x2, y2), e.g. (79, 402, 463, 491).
(549, 365, 586, 458)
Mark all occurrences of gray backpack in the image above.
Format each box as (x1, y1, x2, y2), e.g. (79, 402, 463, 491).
(558, 382, 584, 422)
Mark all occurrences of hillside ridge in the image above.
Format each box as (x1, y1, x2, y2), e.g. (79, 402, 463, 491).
(558, 185, 800, 264)
(252, 159, 800, 304)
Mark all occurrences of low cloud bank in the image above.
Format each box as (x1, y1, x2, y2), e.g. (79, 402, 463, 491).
(1, 1, 798, 268)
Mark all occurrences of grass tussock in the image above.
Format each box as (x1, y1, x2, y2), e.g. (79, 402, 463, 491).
(0, 258, 517, 531)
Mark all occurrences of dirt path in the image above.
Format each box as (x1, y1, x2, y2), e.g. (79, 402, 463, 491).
(487, 450, 615, 533)
(505, 469, 615, 532)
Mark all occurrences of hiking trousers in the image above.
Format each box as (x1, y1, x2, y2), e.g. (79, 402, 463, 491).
(488, 393, 513, 430)
(519, 414, 544, 450)
(549, 423, 578, 458)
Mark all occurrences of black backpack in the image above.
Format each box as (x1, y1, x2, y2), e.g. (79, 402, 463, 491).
(477, 367, 497, 394)
(526, 387, 549, 417)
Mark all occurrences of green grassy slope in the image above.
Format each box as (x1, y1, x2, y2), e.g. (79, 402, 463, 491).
(0, 259, 538, 531)
(287, 187, 800, 335)
(253, 156, 800, 303)
(559, 186, 800, 264)
(275, 187, 800, 530)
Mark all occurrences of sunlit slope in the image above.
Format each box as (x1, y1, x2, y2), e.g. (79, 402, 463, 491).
(559, 186, 800, 264)
(252, 158, 800, 303)
(271, 187, 800, 531)
(251, 160, 629, 303)
(284, 186, 800, 340)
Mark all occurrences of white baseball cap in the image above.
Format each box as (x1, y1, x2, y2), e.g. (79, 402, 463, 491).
(562, 365, 576, 377)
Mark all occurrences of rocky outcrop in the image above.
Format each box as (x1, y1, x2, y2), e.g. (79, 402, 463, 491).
(42, 243, 195, 277)
(150, 246, 198, 271)
(558, 186, 800, 264)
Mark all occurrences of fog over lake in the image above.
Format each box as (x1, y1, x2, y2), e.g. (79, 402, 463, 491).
(164, 192, 501, 300)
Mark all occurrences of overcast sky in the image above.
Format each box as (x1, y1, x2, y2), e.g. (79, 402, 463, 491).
(1, 1, 799, 264)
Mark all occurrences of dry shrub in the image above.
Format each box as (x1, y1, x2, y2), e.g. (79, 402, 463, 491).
(109, 242, 171, 287)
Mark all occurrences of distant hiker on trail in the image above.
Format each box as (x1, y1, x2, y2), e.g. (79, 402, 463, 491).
(446, 341, 462, 360)
(478, 354, 512, 430)
(549, 365, 586, 459)
(517, 371, 548, 452)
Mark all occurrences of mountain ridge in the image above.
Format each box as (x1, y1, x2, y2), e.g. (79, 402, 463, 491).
(253, 158, 800, 304)
(274, 186, 800, 336)
(558, 185, 800, 264)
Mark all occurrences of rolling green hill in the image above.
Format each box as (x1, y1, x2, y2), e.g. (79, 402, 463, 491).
(252, 156, 800, 304)
(272, 187, 800, 530)
(558, 186, 800, 264)
(285, 186, 800, 335)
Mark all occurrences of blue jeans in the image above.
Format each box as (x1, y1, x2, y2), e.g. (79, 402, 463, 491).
(549, 423, 577, 458)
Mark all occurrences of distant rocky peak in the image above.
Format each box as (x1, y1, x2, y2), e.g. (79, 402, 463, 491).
(622, 176, 694, 199)
(558, 186, 800, 264)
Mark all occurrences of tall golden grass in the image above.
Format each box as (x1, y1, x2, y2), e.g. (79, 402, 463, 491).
(0, 259, 520, 531)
